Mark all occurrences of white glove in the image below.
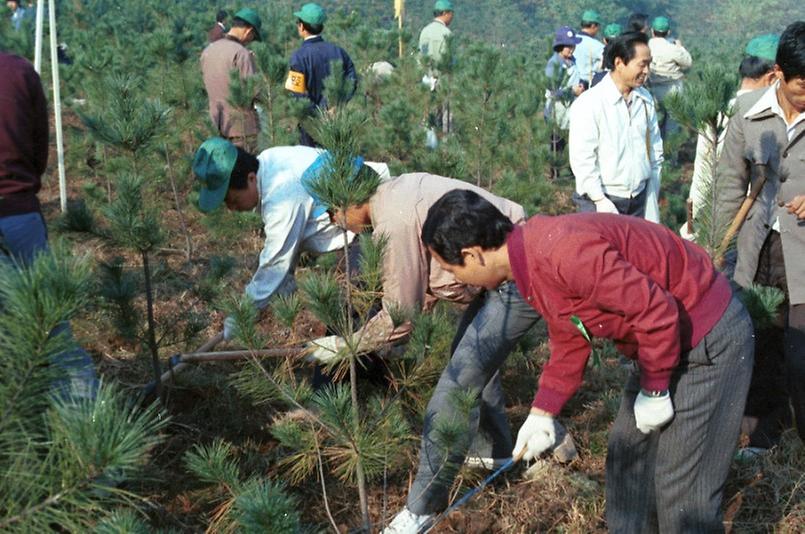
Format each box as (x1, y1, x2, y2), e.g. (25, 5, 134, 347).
(223, 316, 237, 341)
(634, 390, 674, 434)
(306, 335, 346, 364)
(513, 412, 557, 462)
(593, 196, 619, 214)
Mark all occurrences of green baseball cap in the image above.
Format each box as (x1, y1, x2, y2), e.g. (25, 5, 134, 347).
(434, 0, 454, 11)
(193, 137, 239, 213)
(603, 23, 622, 39)
(581, 10, 602, 24)
(652, 16, 670, 32)
(294, 3, 327, 25)
(745, 34, 780, 62)
(233, 8, 262, 41)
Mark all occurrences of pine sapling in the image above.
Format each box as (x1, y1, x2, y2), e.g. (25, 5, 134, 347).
(103, 174, 165, 402)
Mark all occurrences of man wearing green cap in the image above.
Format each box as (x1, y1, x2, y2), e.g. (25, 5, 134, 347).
(191, 137, 389, 340)
(419, 0, 454, 69)
(200, 8, 262, 148)
(686, 34, 779, 234)
(286, 2, 357, 147)
(648, 16, 692, 136)
(574, 9, 605, 86)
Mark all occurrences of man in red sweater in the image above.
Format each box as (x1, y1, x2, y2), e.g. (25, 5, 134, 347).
(0, 51, 97, 399)
(418, 189, 753, 532)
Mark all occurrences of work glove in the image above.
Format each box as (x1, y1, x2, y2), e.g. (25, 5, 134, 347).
(223, 316, 237, 341)
(593, 196, 619, 214)
(306, 335, 346, 364)
(513, 411, 557, 462)
(633, 390, 674, 434)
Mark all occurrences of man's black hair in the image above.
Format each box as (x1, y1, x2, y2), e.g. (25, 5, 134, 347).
(627, 13, 649, 34)
(581, 21, 599, 30)
(605, 31, 649, 70)
(216, 10, 227, 23)
(298, 19, 324, 35)
(553, 44, 572, 53)
(433, 10, 451, 17)
(653, 29, 669, 38)
(739, 55, 775, 80)
(421, 189, 513, 266)
(777, 21, 805, 81)
(229, 147, 259, 190)
(231, 17, 252, 30)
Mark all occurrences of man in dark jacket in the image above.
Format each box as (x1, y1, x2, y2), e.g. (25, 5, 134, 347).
(285, 2, 356, 146)
(0, 51, 97, 398)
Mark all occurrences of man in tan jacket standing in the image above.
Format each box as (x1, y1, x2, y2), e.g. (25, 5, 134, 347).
(200, 8, 262, 148)
(717, 21, 805, 453)
(648, 16, 692, 136)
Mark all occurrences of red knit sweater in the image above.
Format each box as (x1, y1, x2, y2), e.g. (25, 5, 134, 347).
(0, 53, 48, 217)
(507, 213, 732, 415)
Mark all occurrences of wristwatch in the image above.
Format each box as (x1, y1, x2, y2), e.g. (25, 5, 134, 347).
(640, 388, 669, 398)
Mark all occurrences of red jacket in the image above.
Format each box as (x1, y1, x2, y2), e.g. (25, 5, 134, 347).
(507, 213, 732, 415)
(0, 53, 48, 217)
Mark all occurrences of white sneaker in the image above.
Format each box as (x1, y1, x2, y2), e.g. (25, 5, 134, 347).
(463, 455, 511, 470)
(382, 507, 434, 534)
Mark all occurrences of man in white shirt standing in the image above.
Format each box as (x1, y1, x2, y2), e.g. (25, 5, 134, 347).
(574, 9, 605, 87)
(191, 137, 388, 340)
(648, 16, 692, 137)
(569, 31, 664, 223)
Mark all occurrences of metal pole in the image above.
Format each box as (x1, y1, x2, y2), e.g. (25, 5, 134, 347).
(34, 0, 44, 72)
(48, 0, 67, 212)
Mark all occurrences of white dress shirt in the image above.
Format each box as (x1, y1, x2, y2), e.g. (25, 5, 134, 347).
(569, 73, 664, 222)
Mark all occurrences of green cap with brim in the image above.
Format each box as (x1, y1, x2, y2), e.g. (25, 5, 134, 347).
(233, 8, 262, 40)
(434, 0, 454, 12)
(294, 3, 327, 25)
(193, 137, 239, 213)
(652, 16, 670, 32)
(603, 23, 622, 39)
(581, 10, 602, 24)
(745, 34, 780, 62)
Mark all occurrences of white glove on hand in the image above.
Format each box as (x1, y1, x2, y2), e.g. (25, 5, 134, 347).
(223, 316, 237, 341)
(594, 197, 619, 214)
(513, 412, 557, 462)
(634, 390, 674, 434)
(306, 335, 346, 364)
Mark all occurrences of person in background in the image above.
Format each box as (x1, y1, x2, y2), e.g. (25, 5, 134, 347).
(285, 2, 357, 147)
(208, 9, 228, 43)
(716, 21, 805, 455)
(200, 8, 262, 148)
(6, 0, 29, 30)
(0, 51, 98, 399)
(418, 0, 454, 74)
(544, 25, 584, 164)
(685, 34, 779, 231)
(590, 23, 622, 88)
(418, 0, 455, 145)
(627, 12, 650, 35)
(569, 31, 664, 222)
(574, 9, 605, 86)
(648, 16, 692, 137)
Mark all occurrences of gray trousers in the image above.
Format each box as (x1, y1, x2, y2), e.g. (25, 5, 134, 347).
(407, 282, 540, 515)
(606, 295, 754, 533)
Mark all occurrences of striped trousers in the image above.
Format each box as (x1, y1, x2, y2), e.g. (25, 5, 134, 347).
(606, 295, 754, 533)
